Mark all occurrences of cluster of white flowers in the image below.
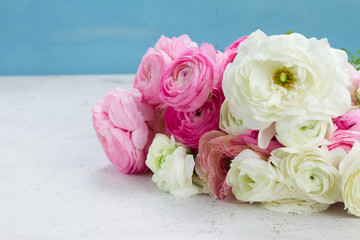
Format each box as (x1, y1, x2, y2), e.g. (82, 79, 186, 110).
(221, 30, 360, 216)
(225, 147, 342, 213)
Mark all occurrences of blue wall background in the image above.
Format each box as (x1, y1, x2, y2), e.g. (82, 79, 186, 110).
(1, 0, 359, 76)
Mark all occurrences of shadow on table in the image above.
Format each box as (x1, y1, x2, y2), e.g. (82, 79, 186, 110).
(323, 202, 357, 219)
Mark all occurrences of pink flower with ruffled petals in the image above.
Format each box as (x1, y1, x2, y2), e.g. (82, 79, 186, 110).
(195, 129, 282, 201)
(227, 36, 248, 51)
(160, 44, 219, 112)
(327, 130, 360, 153)
(134, 48, 171, 106)
(328, 117, 360, 152)
(154, 34, 198, 60)
(232, 129, 283, 158)
(333, 109, 360, 130)
(195, 130, 246, 201)
(164, 87, 224, 148)
(92, 88, 154, 174)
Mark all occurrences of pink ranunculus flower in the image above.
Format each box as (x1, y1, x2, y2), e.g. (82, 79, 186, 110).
(218, 36, 248, 83)
(92, 88, 154, 174)
(328, 119, 360, 152)
(154, 34, 198, 60)
(164, 87, 224, 148)
(195, 130, 249, 201)
(232, 129, 284, 158)
(225, 36, 249, 52)
(133, 48, 172, 106)
(327, 130, 360, 153)
(160, 44, 219, 112)
(347, 63, 360, 104)
(333, 109, 360, 130)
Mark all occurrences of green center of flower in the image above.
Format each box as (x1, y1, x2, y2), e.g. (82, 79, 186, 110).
(279, 72, 288, 83)
(299, 120, 318, 132)
(273, 68, 295, 89)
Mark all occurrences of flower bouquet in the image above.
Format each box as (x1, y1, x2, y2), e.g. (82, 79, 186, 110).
(92, 30, 360, 216)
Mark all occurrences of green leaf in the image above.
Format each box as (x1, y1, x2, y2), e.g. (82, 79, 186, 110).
(343, 48, 360, 70)
(349, 105, 360, 111)
(284, 29, 293, 35)
(355, 90, 360, 106)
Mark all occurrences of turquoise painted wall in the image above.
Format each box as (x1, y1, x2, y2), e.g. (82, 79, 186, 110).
(1, 0, 359, 75)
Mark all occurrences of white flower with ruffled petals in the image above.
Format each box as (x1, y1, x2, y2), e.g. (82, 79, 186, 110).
(275, 118, 334, 148)
(223, 30, 351, 135)
(339, 141, 360, 217)
(270, 147, 341, 204)
(219, 100, 248, 136)
(226, 149, 288, 203)
(146, 134, 201, 198)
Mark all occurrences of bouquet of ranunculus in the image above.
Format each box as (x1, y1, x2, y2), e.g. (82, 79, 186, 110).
(93, 30, 360, 217)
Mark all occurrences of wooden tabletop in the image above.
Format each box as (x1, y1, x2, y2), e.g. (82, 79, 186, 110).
(0, 75, 359, 239)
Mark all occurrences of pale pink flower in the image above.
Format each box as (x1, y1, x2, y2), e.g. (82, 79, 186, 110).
(199, 42, 218, 62)
(134, 48, 171, 106)
(195, 130, 246, 200)
(195, 129, 282, 200)
(92, 88, 154, 174)
(154, 34, 198, 60)
(160, 45, 219, 112)
(164, 87, 224, 148)
(347, 63, 360, 104)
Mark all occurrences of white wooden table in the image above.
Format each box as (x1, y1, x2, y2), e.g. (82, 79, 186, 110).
(1, 75, 359, 239)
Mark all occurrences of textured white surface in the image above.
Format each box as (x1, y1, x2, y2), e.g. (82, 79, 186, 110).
(1, 75, 360, 240)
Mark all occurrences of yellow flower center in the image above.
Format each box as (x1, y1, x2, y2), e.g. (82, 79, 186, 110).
(273, 68, 295, 89)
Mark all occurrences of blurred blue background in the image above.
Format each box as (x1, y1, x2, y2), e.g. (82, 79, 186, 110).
(1, 0, 359, 76)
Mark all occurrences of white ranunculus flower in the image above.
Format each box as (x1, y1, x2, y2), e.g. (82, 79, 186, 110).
(146, 134, 178, 173)
(219, 100, 248, 136)
(226, 149, 289, 203)
(275, 118, 334, 148)
(222, 29, 351, 132)
(261, 196, 330, 214)
(339, 141, 360, 217)
(270, 147, 341, 204)
(146, 134, 201, 198)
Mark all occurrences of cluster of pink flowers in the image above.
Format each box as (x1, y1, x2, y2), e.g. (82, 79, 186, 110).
(93, 34, 247, 173)
(93, 31, 360, 216)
